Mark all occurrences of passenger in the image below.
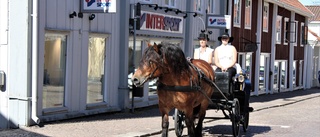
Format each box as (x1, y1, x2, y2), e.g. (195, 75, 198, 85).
(214, 33, 237, 82)
(194, 32, 217, 70)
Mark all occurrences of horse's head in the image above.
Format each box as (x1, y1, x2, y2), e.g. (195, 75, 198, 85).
(132, 43, 165, 87)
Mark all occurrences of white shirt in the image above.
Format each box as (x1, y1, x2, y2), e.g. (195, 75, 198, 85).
(215, 44, 235, 69)
(194, 47, 214, 63)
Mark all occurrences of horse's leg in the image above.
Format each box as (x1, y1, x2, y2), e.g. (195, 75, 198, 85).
(184, 109, 196, 137)
(158, 103, 170, 137)
(161, 113, 169, 137)
(195, 106, 206, 137)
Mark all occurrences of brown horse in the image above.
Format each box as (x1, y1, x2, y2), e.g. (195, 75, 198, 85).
(132, 43, 215, 137)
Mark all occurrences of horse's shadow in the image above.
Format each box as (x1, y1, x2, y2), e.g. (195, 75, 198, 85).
(202, 125, 271, 137)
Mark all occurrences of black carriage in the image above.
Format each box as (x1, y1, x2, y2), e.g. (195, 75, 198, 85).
(173, 70, 253, 137)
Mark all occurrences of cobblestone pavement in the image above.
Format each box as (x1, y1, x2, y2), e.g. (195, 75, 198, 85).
(0, 88, 319, 137)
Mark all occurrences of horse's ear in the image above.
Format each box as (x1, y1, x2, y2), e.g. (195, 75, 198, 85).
(152, 43, 159, 53)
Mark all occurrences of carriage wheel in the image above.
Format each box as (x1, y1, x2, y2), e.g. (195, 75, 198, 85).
(231, 98, 240, 137)
(242, 112, 249, 132)
(174, 108, 184, 137)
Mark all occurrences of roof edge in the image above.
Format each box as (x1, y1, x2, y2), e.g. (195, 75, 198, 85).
(266, 0, 314, 18)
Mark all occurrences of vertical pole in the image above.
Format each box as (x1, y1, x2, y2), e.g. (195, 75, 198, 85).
(130, 4, 137, 113)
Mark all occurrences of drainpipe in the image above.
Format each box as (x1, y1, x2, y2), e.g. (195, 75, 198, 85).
(31, 0, 40, 124)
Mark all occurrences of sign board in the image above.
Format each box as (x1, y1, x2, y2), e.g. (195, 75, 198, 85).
(206, 15, 231, 29)
(81, 0, 116, 13)
(139, 11, 183, 34)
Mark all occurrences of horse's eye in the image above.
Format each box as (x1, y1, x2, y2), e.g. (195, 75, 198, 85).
(149, 61, 153, 65)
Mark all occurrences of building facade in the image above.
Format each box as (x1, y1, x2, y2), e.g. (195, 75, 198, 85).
(0, 0, 314, 129)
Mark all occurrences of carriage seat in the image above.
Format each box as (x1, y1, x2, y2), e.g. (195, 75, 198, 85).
(214, 72, 231, 95)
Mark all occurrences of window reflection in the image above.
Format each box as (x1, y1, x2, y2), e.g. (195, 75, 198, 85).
(87, 37, 106, 104)
(43, 33, 67, 108)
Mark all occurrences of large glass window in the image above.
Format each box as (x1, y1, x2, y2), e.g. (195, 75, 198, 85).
(234, 0, 241, 27)
(43, 33, 67, 108)
(280, 61, 287, 90)
(263, 2, 269, 32)
(245, 0, 252, 29)
(273, 62, 279, 90)
(299, 60, 303, 86)
(128, 40, 142, 98)
(86, 36, 106, 104)
(276, 16, 282, 44)
(259, 55, 266, 91)
(293, 61, 296, 87)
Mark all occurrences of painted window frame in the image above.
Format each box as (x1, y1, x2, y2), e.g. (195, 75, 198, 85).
(233, 0, 241, 27)
(276, 15, 282, 44)
(284, 17, 289, 45)
(42, 30, 70, 114)
(86, 34, 108, 106)
(244, 0, 252, 29)
(263, 2, 269, 32)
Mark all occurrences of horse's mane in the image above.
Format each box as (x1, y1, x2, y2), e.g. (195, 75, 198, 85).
(158, 42, 190, 74)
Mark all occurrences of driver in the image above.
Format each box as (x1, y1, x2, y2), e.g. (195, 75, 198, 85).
(214, 33, 237, 82)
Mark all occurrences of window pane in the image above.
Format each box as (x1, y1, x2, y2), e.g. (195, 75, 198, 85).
(87, 37, 106, 104)
(263, 3, 269, 31)
(274, 62, 279, 89)
(43, 33, 67, 108)
(245, 0, 251, 28)
(128, 40, 142, 98)
(195, 0, 202, 12)
(234, 0, 241, 25)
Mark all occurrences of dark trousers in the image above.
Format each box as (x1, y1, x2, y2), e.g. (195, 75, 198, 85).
(215, 67, 237, 82)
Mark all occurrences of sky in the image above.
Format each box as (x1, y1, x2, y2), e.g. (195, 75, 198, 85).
(299, 0, 320, 5)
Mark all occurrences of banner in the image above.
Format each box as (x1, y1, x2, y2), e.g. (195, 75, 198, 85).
(81, 0, 116, 13)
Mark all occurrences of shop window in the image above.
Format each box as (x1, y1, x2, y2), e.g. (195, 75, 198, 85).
(293, 61, 296, 87)
(245, 0, 252, 29)
(86, 36, 106, 104)
(276, 16, 282, 44)
(259, 55, 266, 91)
(233, 0, 241, 27)
(263, 2, 269, 32)
(273, 62, 279, 91)
(43, 33, 67, 108)
(299, 60, 303, 86)
(128, 40, 143, 98)
(280, 61, 287, 90)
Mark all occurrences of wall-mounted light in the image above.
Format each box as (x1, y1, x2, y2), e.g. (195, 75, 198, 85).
(69, 11, 77, 18)
(183, 14, 188, 18)
(175, 9, 181, 14)
(89, 14, 95, 20)
(193, 13, 197, 17)
(153, 4, 158, 10)
(78, 12, 83, 18)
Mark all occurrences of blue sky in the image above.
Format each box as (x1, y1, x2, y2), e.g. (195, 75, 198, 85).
(299, 0, 320, 5)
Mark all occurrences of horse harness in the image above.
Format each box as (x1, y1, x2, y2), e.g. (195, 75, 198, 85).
(156, 58, 229, 104)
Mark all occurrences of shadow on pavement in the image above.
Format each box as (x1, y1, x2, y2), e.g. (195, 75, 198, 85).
(0, 128, 48, 137)
(203, 125, 271, 137)
(249, 88, 319, 104)
(43, 105, 168, 125)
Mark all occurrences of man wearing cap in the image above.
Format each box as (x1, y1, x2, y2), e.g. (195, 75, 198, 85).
(194, 32, 216, 70)
(214, 33, 237, 81)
